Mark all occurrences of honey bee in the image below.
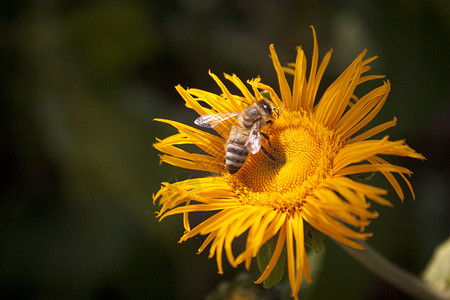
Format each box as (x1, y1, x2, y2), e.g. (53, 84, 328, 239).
(194, 99, 277, 174)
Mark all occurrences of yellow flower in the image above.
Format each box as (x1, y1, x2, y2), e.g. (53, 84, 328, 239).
(153, 27, 424, 299)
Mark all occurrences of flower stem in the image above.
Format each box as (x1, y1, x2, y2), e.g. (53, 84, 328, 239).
(336, 240, 450, 300)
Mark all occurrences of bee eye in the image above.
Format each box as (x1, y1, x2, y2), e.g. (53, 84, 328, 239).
(262, 103, 272, 114)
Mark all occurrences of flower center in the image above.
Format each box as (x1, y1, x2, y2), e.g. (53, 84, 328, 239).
(227, 110, 341, 212)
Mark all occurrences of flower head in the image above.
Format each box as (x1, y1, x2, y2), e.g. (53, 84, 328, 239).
(153, 27, 424, 299)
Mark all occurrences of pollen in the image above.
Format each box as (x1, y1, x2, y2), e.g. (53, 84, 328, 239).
(228, 110, 342, 212)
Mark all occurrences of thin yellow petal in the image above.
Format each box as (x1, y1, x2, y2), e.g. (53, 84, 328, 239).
(292, 46, 307, 110)
(254, 222, 286, 284)
(183, 199, 191, 231)
(179, 209, 235, 241)
(336, 163, 413, 177)
(303, 202, 370, 249)
(213, 228, 226, 274)
(334, 137, 424, 172)
(304, 26, 319, 110)
(250, 210, 278, 256)
(175, 84, 211, 117)
(286, 219, 297, 298)
(349, 117, 397, 143)
(244, 208, 268, 270)
(309, 48, 332, 108)
(246, 80, 284, 108)
(337, 81, 391, 138)
(209, 70, 244, 112)
(302, 249, 312, 283)
(325, 176, 392, 206)
(292, 214, 305, 291)
(154, 119, 225, 158)
(315, 50, 366, 127)
(224, 73, 255, 103)
(270, 44, 293, 106)
(368, 156, 417, 201)
(198, 231, 217, 255)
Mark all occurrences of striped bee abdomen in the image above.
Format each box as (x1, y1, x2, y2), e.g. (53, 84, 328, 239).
(225, 127, 250, 174)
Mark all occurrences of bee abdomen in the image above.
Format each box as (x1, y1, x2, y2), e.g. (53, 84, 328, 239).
(228, 127, 248, 146)
(226, 160, 244, 174)
(225, 143, 248, 174)
(226, 142, 248, 157)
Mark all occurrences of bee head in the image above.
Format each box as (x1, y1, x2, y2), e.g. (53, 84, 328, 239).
(257, 99, 274, 116)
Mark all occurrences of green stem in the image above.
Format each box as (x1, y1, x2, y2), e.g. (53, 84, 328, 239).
(336, 240, 450, 300)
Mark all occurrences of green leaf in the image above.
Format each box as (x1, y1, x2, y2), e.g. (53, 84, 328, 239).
(304, 222, 324, 253)
(348, 172, 375, 181)
(256, 237, 286, 289)
(260, 90, 272, 101)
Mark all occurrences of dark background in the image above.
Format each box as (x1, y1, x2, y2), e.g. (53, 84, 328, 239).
(1, 0, 449, 299)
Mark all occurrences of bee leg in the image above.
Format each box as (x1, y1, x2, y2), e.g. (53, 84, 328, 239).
(260, 132, 272, 148)
(261, 145, 276, 161)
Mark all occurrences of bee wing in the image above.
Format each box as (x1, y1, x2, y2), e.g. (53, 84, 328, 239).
(245, 122, 262, 154)
(194, 112, 240, 128)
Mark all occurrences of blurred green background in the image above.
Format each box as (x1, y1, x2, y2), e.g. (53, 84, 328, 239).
(1, 0, 449, 299)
